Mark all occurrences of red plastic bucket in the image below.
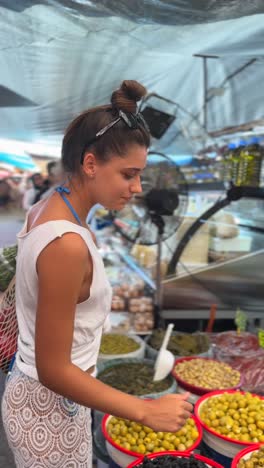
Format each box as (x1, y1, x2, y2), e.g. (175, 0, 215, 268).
(127, 451, 224, 467)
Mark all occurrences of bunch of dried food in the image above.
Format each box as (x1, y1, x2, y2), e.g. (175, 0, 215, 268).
(111, 295, 126, 311)
(129, 297, 153, 313)
(113, 280, 145, 299)
(133, 313, 154, 333)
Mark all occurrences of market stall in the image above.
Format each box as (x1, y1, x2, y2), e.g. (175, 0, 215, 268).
(0, 2, 264, 468)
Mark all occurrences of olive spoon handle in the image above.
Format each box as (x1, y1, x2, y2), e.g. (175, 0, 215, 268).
(160, 323, 174, 351)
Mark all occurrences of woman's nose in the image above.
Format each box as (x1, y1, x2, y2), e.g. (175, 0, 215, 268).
(131, 176, 142, 194)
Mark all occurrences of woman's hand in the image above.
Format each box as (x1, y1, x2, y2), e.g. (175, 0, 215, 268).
(141, 393, 193, 432)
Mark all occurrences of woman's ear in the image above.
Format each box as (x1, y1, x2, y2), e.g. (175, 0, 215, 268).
(82, 152, 97, 178)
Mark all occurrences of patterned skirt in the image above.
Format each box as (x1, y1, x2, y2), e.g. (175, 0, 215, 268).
(1, 362, 92, 467)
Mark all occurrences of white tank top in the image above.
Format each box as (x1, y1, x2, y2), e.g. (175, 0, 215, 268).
(15, 220, 112, 381)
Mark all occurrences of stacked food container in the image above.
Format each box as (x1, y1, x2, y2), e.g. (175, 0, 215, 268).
(95, 332, 180, 467)
(97, 329, 264, 467)
(102, 414, 202, 467)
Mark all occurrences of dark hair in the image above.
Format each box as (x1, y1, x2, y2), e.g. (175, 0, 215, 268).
(31, 173, 42, 182)
(62, 80, 150, 174)
(0, 179, 10, 192)
(0, 179, 11, 206)
(47, 161, 57, 175)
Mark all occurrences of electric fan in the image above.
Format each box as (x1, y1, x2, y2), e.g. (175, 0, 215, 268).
(110, 152, 189, 327)
(139, 93, 216, 154)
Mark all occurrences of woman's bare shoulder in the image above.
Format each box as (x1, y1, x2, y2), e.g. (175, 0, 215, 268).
(36, 232, 90, 289)
(27, 198, 52, 230)
(40, 231, 89, 261)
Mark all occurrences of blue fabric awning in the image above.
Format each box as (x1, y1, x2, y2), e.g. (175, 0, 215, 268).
(0, 152, 38, 171)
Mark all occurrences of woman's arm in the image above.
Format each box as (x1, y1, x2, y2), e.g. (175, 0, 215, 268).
(35, 233, 192, 432)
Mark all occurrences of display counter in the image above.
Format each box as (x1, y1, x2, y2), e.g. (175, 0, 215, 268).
(163, 191, 264, 314)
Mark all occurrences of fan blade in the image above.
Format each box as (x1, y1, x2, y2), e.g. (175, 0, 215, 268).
(0, 85, 38, 107)
(112, 151, 189, 246)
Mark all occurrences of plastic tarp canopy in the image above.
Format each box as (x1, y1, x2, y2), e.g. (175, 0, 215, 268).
(0, 1, 263, 155)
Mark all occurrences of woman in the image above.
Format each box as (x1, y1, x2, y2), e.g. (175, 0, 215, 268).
(2, 80, 192, 467)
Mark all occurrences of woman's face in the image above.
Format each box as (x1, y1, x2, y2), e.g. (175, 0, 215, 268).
(91, 144, 148, 211)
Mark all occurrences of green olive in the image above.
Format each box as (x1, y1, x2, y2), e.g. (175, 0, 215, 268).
(238, 445, 264, 467)
(106, 416, 199, 454)
(200, 392, 264, 443)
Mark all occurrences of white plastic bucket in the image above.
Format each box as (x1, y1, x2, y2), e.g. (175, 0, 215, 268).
(145, 333, 211, 361)
(98, 334, 145, 362)
(97, 460, 109, 468)
(94, 358, 177, 444)
(102, 414, 202, 468)
(127, 451, 224, 468)
(96, 358, 177, 399)
(195, 390, 264, 468)
(231, 444, 263, 467)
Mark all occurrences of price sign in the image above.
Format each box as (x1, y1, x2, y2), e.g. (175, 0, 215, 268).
(258, 329, 264, 348)
(235, 308, 247, 334)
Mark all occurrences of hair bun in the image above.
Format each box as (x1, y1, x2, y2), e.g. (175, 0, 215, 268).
(111, 80, 147, 113)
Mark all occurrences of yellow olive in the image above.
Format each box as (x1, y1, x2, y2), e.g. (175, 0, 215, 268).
(238, 445, 264, 468)
(106, 416, 199, 454)
(200, 392, 264, 443)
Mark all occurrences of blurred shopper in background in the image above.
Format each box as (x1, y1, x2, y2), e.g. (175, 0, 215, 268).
(38, 160, 64, 201)
(22, 172, 45, 211)
(0, 179, 12, 208)
(0, 178, 22, 212)
(22, 162, 64, 209)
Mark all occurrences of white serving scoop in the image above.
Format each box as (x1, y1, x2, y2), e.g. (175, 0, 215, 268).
(153, 323, 175, 382)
